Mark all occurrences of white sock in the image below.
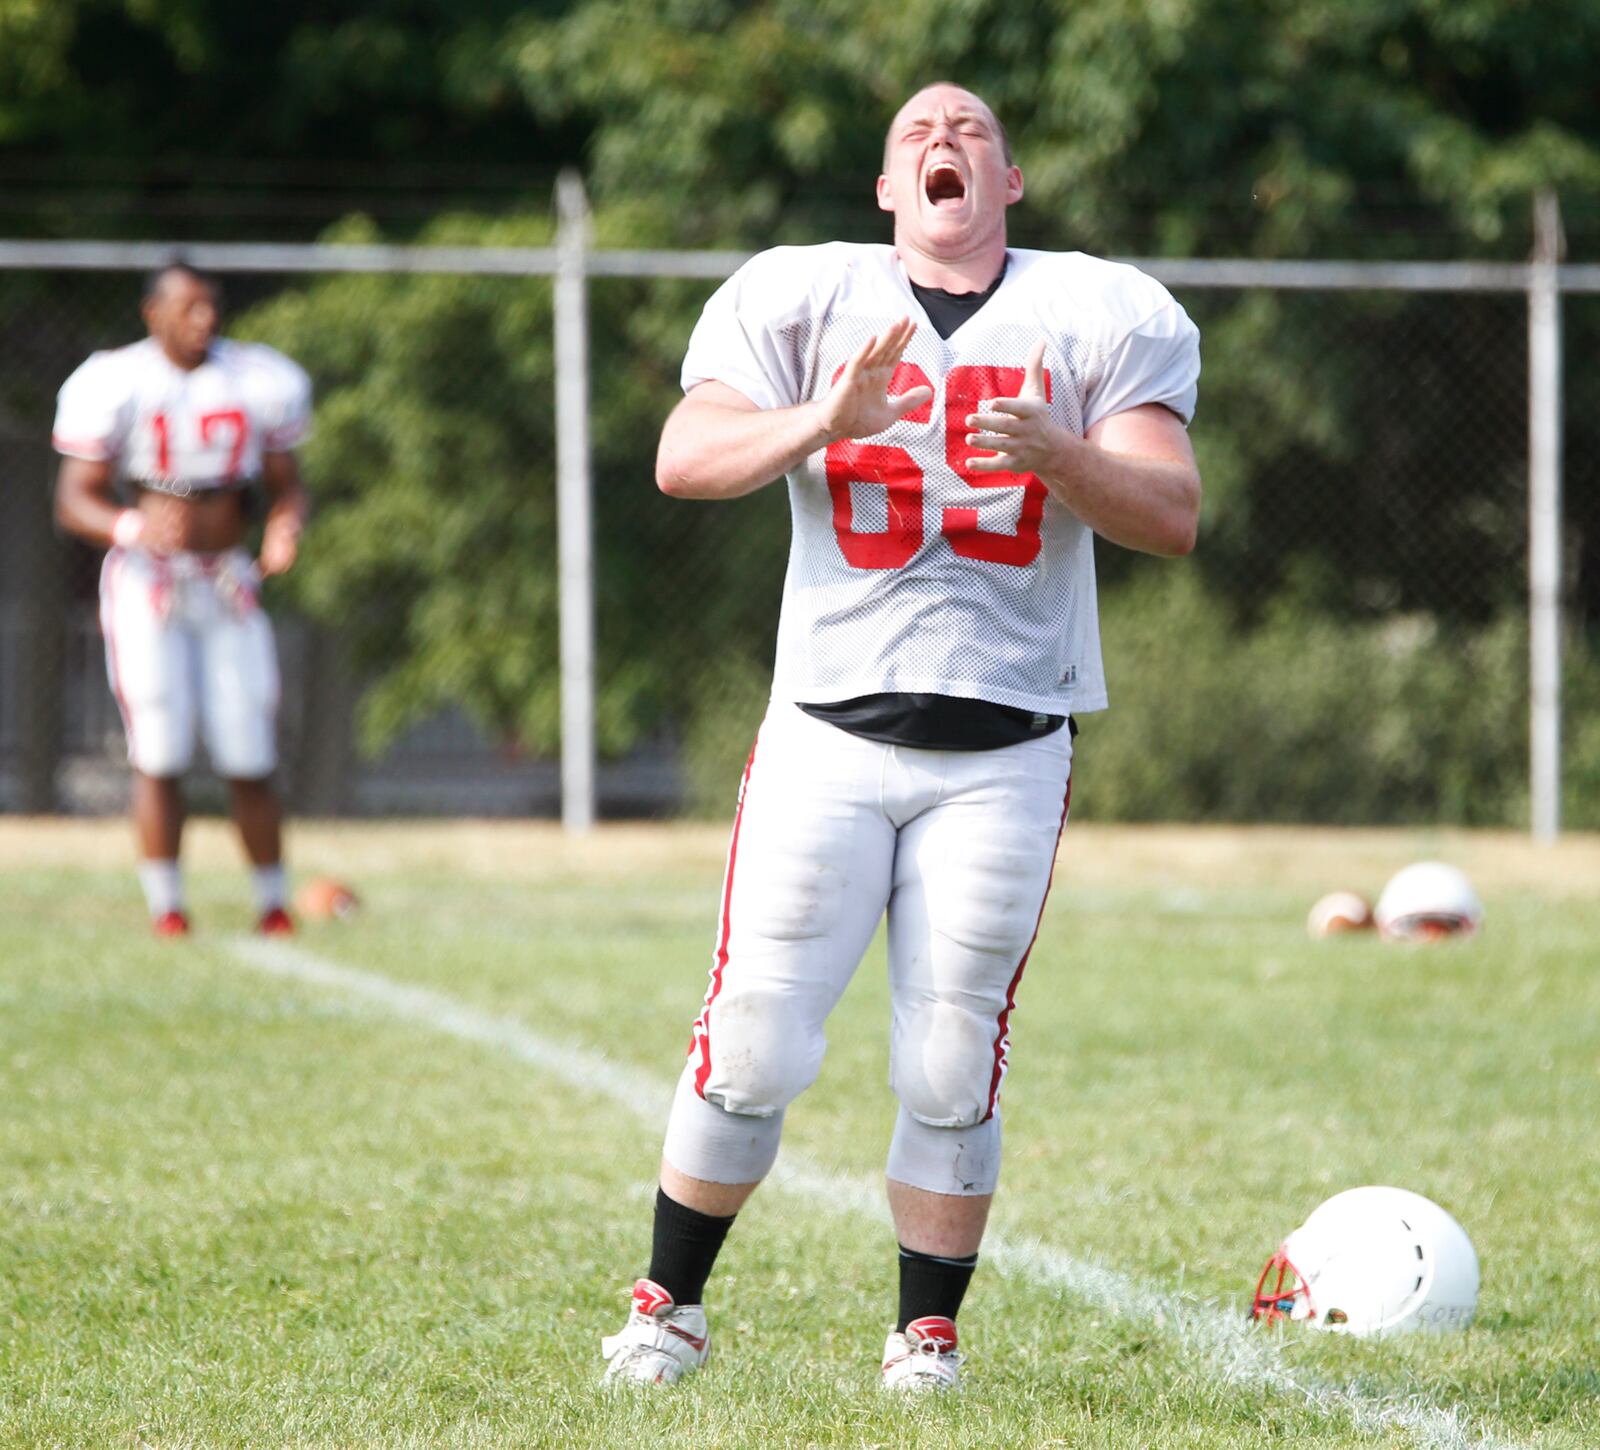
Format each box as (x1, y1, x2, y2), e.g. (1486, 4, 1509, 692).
(137, 860, 184, 917)
(252, 864, 288, 913)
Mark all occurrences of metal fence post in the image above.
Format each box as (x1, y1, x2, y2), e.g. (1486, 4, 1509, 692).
(555, 171, 597, 833)
(1528, 190, 1564, 842)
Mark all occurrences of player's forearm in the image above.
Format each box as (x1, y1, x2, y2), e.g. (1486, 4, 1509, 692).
(54, 460, 124, 548)
(261, 452, 309, 523)
(264, 486, 308, 532)
(55, 492, 123, 548)
(1037, 438, 1200, 557)
(258, 451, 309, 574)
(656, 398, 831, 500)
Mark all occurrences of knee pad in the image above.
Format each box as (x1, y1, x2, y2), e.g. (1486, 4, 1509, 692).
(890, 999, 999, 1129)
(696, 986, 825, 1117)
(886, 1103, 1002, 1196)
(662, 1065, 785, 1185)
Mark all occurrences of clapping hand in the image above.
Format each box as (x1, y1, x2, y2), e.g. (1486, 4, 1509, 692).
(818, 318, 934, 442)
(965, 340, 1062, 476)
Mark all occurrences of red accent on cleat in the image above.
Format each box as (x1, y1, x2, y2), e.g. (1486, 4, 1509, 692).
(152, 910, 190, 938)
(631, 1278, 674, 1318)
(904, 1316, 959, 1353)
(664, 1322, 709, 1353)
(257, 906, 294, 936)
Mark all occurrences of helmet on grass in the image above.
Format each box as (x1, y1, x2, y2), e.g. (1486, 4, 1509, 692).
(1374, 862, 1482, 941)
(1252, 1186, 1479, 1337)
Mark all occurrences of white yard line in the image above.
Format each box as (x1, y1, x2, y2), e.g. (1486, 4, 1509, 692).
(226, 937, 1522, 1450)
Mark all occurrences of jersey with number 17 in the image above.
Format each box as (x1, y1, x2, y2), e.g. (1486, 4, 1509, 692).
(681, 242, 1200, 716)
(53, 336, 312, 491)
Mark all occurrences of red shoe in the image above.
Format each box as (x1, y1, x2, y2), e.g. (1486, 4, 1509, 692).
(257, 906, 294, 936)
(152, 910, 191, 938)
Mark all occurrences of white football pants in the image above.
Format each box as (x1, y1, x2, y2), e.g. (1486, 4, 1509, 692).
(663, 699, 1072, 1197)
(99, 546, 280, 780)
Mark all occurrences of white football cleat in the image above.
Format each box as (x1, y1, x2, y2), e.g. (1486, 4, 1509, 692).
(600, 1278, 710, 1386)
(880, 1314, 963, 1393)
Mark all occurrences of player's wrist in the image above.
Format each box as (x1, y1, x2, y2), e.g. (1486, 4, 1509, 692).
(1037, 425, 1080, 484)
(110, 509, 145, 550)
(808, 399, 846, 448)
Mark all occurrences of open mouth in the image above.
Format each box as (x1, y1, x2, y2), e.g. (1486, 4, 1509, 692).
(924, 162, 966, 207)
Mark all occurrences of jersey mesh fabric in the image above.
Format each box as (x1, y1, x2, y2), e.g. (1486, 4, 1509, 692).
(777, 309, 1099, 713)
(681, 244, 1200, 716)
(54, 337, 313, 490)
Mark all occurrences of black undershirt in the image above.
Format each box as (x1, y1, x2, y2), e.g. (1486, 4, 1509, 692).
(801, 257, 1068, 752)
(906, 261, 1009, 341)
(800, 692, 1072, 751)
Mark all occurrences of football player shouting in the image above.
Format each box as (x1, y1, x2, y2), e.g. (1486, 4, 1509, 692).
(603, 83, 1201, 1392)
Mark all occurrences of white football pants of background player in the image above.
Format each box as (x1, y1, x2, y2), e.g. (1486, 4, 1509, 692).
(663, 700, 1072, 1197)
(100, 546, 280, 780)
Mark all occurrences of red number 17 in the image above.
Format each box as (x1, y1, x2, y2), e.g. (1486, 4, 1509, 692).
(150, 408, 250, 480)
(825, 362, 1051, 570)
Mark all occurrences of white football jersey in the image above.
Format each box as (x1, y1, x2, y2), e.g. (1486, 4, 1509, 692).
(682, 243, 1200, 714)
(53, 336, 312, 490)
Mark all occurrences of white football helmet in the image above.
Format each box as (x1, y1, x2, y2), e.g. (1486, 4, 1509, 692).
(1374, 862, 1483, 941)
(1252, 1186, 1479, 1337)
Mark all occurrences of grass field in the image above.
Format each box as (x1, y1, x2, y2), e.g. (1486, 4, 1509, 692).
(1, 818, 1597, 1448)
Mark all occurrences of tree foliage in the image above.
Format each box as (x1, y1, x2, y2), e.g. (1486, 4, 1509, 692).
(9, 0, 1596, 819)
(237, 216, 790, 758)
(4, 0, 1598, 252)
(502, 0, 1600, 255)
(0, 0, 544, 160)
(235, 215, 560, 754)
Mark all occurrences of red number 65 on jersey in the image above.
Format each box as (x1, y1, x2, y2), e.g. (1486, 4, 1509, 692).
(825, 362, 1052, 570)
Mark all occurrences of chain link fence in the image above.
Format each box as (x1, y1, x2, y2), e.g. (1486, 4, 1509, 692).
(1, 247, 1596, 827)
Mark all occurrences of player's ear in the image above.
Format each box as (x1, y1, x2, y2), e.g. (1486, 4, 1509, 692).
(1006, 166, 1024, 206)
(876, 174, 895, 213)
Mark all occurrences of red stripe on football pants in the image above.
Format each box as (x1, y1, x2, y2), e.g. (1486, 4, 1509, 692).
(983, 770, 1073, 1121)
(690, 731, 760, 1098)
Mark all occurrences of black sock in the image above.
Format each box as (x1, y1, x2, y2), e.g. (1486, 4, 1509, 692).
(647, 1187, 736, 1307)
(896, 1244, 978, 1331)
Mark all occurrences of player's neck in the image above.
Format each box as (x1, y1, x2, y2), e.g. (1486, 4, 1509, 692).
(896, 236, 1008, 296)
(153, 337, 211, 372)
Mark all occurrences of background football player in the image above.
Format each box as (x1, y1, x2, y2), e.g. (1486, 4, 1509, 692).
(601, 81, 1202, 1391)
(53, 261, 311, 936)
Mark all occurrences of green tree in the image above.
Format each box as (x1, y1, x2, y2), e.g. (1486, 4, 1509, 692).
(30, 0, 1586, 823)
(237, 214, 789, 760)
(6, 0, 1599, 252)
(505, 0, 1600, 256)
(0, 0, 579, 237)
